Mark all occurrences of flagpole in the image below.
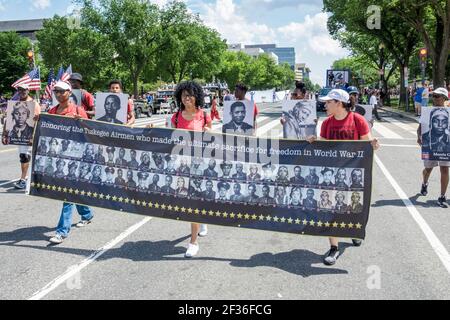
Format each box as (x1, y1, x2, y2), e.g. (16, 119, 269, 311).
(31, 43, 41, 104)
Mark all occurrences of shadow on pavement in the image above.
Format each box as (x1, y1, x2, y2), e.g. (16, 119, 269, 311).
(0, 226, 54, 244)
(372, 194, 442, 209)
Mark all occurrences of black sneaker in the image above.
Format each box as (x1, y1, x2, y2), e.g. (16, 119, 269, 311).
(352, 239, 363, 247)
(14, 179, 27, 190)
(323, 246, 340, 266)
(420, 184, 428, 196)
(437, 196, 448, 208)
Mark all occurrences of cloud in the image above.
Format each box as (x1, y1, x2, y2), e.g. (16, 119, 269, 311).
(33, 0, 51, 10)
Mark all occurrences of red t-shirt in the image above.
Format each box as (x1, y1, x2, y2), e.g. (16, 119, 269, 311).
(320, 112, 369, 141)
(81, 91, 95, 112)
(127, 99, 133, 113)
(48, 102, 89, 120)
(171, 109, 212, 132)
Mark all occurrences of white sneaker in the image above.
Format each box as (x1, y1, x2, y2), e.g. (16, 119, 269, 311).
(198, 224, 208, 237)
(76, 219, 93, 228)
(185, 243, 199, 258)
(49, 233, 65, 244)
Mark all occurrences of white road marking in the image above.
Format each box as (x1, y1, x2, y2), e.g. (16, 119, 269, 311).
(375, 155, 450, 275)
(28, 217, 152, 300)
(0, 148, 16, 154)
(379, 144, 419, 148)
(384, 117, 418, 136)
(372, 122, 403, 139)
(0, 179, 18, 187)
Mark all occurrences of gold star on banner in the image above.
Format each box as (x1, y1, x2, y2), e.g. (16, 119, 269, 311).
(167, 205, 172, 210)
(317, 221, 323, 227)
(118, 197, 124, 203)
(187, 208, 193, 214)
(280, 217, 286, 223)
(30, 182, 35, 188)
(174, 206, 180, 212)
(266, 215, 272, 221)
(149, 202, 154, 208)
(136, 200, 141, 205)
(57, 186, 62, 192)
(99, 194, 105, 199)
(142, 201, 148, 207)
(252, 215, 257, 220)
(222, 212, 228, 218)
(348, 223, 354, 229)
(181, 207, 187, 213)
(340, 222, 346, 229)
(356, 223, 362, 229)
(154, 203, 160, 209)
(41, 184, 46, 189)
(215, 211, 221, 217)
(244, 214, 250, 220)
(87, 192, 92, 197)
(93, 193, 98, 198)
(62, 187, 68, 193)
(302, 219, 308, 226)
(230, 213, 236, 219)
(161, 204, 167, 210)
(52, 185, 57, 191)
(80, 190, 85, 196)
(237, 213, 243, 219)
(325, 222, 331, 228)
(194, 209, 200, 215)
(259, 215, 265, 221)
(332, 222, 339, 228)
(273, 216, 279, 222)
(36, 183, 41, 188)
(309, 220, 315, 226)
(68, 188, 74, 194)
(208, 210, 214, 216)
(287, 218, 293, 224)
(124, 198, 130, 204)
(113, 196, 118, 202)
(130, 199, 135, 204)
(295, 219, 301, 224)
(201, 209, 207, 215)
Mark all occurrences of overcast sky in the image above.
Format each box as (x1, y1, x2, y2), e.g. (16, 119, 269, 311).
(0, 0, 350, 85)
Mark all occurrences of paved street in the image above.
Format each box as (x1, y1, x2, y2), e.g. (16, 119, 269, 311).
(0, 102, 449, 300)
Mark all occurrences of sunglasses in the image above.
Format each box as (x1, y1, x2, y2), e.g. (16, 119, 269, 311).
(432, 94, 444, 99)
(53, 89, 68, 95)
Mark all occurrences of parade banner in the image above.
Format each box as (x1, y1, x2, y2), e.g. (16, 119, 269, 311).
(421, 107, 450, 161)
(30, 114, 374, 239)
(2, 101, 36, 146)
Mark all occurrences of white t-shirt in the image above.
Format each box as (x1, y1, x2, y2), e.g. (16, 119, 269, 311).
(369, 95, 378, 106)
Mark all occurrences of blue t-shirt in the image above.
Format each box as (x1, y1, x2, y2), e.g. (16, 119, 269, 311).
(415, 88, 424, 103)
(147, 96, 153, 104)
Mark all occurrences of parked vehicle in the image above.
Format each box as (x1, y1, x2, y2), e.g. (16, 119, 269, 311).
(133, 99, 153, 118)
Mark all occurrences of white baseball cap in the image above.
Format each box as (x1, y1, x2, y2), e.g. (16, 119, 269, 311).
(319, 89, 350, 103)
(431, 87, 449, 100)
(17, 83, 30, 90)
(54, 81, 72, 92)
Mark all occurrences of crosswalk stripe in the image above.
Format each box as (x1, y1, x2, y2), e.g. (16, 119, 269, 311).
(383, 117, 418, 136)
(372, 122, 403, 139)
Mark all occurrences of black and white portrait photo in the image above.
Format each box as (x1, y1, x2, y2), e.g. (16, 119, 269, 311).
(282, 100, 317, 139)
(229, 182, 246, 202)
(219, 161, 233, 179)
(289, 186, 302, 207)
(148, 173, 162, 192)
(3, 101, 36, 146)
(274, 185, 290, 206)
(189, 177, 204, 199)
(54, 159, 67, 179)
(115, 147, 128, 167)
(136, 171, 149, 191)
(202, 179, 216, 200)
(105, 146, 116, 167)
(203, 159, 219, 178)
(289, 166, 305, 185)
(334, 168, 349, 189)
(104, 166, 116, 186)
(320, 167, 335, 187)
(262, 163, 275, 183)
(175, 176, 189, 197)
(304, 167, 320, 186)
(46, 138, 60, 157)
(139, 152, 152, 172)
(43, 157, 55, 176)
(164, 155, 178, 175)
(350, 168, 364, 189)
(258, 184, 275, 205)
(303, 188, 318, 211)
(421, 107, 450, 156)
(274, 165, 290, 184)
(126, 169, 137, 189)
(190, 157, 205, 176)
(67, 161, 79, 180)
(318, 190, 334, 211)
(244, 183, 260, 204)
(350, 192, 364, 214)
(60, 140, 73, 158)
(334, 191, 350, 214)
(34, 156, 46, 174)
(248, 164, 262, 182)
(82, 144, 96, 162)
(94, 145, 106, 165)
(78, 162, 92, 183)
(95, 93, 128, 124)
(232, 162, 247, 181)
(151, 152, 165, 173)
(90, 165, 104, 184)
(37, 137, 49, 155)
(115, 168, 127, 187)
(176, 156, 191, 176)
(128, 150, 139, 170)
(216, 181, 231, 201)
(222, 100, 255, 136)
(160, 175, 176, 195)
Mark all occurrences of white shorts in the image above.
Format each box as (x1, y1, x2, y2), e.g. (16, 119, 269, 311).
(424, 160, 450, 168)
(18, 146, 32, 155)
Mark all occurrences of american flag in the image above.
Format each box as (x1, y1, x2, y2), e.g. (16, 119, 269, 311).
(56, 66, 64, 81)
(11, 68, 41, 91)
(44, 68, 56, 99)
(61, 65, 72, 82)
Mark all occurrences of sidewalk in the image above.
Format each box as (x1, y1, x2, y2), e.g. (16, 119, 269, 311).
(379, 105, 419, 123)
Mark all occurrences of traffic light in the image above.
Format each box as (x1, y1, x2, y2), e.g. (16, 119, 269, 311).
(419, 48, 427, 62)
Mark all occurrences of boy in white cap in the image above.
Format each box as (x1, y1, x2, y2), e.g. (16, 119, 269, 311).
(47, 81, 94, 244)
(308, 89, 379, 266)
(1, 83, 40, 189)
(418, 87, 450, 208)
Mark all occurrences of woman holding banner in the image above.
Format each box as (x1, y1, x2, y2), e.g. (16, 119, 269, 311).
(308, 89, 379, 266)
(172, 81, 212, 258)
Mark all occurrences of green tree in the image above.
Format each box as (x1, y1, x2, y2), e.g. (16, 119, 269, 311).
(36, 15, 123, 91)
(0, 32, 32, 95)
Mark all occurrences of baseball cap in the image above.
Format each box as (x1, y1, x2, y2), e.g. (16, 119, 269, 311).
(319, 89, 350, 103)
(347, 86, 359, 95)
(70, 73, 83, 82)
(431, 87, 449, 100)
(54, 81, 72, 92)
(17, 83, 30, 90)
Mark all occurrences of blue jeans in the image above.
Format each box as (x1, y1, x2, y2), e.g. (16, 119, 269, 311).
(56, 202, 93, 237)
